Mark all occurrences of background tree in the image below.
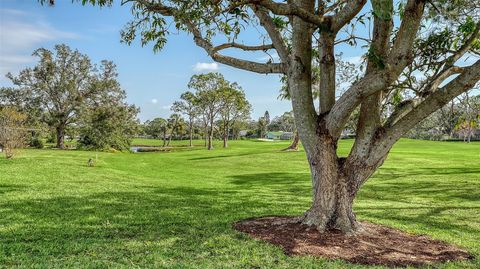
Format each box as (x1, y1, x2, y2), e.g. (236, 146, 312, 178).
(438, 101, 462, 138)
(5, 44, 96, 149)
(256, 116, 268, 139)
(455, 93, 480, 142)
(172, 91, 198, 147)
(218, 84, 251, 148)
(0, 107, 27, 159)
(166, 113, 185, 146)
(145, 117, 168, 146)
(190, 73, 225, 150)
(263, 111, 270, 126)
(271, 111, 300, 150)
(77, 61, 139, 151)
(50, 0, 480, 234)
(78, 103, 139, 151)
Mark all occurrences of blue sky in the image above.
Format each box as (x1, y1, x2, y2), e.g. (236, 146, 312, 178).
(1, 1, 478, 122)
(0, 0, 302, 122)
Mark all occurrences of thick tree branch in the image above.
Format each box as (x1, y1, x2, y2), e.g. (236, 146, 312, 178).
(288, 0, 318, 156)
(135, 1, 286, 73)
(228, 0, 327, 27)
(375, 60, 480, 157)
(385, 0, 426, 75)
(212, 42, 274, 53)
(349, 0, 393, 159)
(420, 20, 480, 94)
(421, 66, 464, 95)
(318, 32, 336, 113)
(326, 0, 425, 139)
(331, 0, 367, 32)
(187, 22, 286, 74)
(253, 6, 290, 63)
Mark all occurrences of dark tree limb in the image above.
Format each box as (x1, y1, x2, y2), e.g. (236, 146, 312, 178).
(212, 42, 274, 53)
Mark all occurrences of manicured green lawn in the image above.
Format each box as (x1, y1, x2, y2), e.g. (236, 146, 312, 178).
(0, 139, 479, 268)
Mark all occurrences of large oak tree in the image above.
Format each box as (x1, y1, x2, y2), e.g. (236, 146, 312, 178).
(5, 44, 120, 149)
(45, 0, 480, 233)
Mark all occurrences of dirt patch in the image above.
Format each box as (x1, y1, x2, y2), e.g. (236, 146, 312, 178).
(234, 216, 473, 267)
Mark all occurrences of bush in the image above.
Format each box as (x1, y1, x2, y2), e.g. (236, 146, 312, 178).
(29, 137, 44, 149)
(78, 104, 139, 151)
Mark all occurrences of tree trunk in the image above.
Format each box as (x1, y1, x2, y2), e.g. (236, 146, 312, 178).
(223, 123, 228, 148)
(283, 130, 299, 151)
(207, 120, 214, 150)
(167, 131, 172, 146)
(298, 134, 378, 234)
(163, 131, 167, 147)
(204, 125, 208, 147)
(208, 131, 213, 150)
(189, 122, 193, 147)
(56, 125, 65, 149)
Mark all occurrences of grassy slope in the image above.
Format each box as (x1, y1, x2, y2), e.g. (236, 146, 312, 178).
(0, 139, 479, 268)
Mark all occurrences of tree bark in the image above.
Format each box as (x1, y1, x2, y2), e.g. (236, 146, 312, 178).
(167, 131, 172, 146)
(204, 124, 208, 147)
(299, 133, 383, 234)
(189, 121, 193, 147)
(56, 125, 66, 149)
(208, 119, 214, 150)
(223, 122, 228, 148)
(163, 130, 167, 147)
(301, 136, 357, 233)
(282, 130, 299, 151)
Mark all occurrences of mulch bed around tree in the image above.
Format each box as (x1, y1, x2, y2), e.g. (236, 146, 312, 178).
(234, 216, 474, 267)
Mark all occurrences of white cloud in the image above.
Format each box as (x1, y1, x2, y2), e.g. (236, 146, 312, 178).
(0, 9, 80, 82)
(161, 105, 171, 110)
(151, 98, 158, 104)
(193, 62, 219, 72)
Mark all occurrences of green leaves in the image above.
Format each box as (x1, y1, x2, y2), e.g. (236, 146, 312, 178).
(272, 16, 288, 30)
(367, 47, 385, 69)
(372, 0, 393, 21)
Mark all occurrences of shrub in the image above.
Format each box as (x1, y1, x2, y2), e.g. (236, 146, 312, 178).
(29, 137, 44, 149)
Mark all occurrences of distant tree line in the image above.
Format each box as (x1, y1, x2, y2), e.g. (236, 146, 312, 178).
(143, 73, 251, 150)
(406, 93, 480, 142)
(0, 44, 139, 157)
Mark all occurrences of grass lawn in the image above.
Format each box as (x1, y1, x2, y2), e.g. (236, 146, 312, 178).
(0, 139, 479, 268)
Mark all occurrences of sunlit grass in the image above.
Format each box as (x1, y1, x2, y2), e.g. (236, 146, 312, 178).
(0, 139, 479, 268)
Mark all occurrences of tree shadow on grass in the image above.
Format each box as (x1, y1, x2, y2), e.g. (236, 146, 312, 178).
(229, 172, 480, 244)
(0, 184, 25, 194)
(228, 172, 311, 197)
(0, 186, 279, 261)
(1, 171, 479, 267)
